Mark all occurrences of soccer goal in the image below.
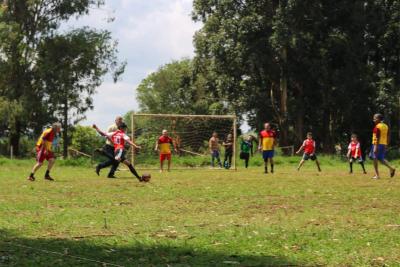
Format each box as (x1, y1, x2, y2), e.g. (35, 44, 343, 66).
(129, 113, 237, 170)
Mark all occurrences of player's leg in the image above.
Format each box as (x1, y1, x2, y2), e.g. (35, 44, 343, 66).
(270, 153, 274, 173)
(372, 158, 380, 178)
(315, 159, 321, 172)
(122, 158, 142, 181)
(381, 159, 395, 177)
(216, 151, 222, 167)
(349, 158, 353, 174)
(297, 159, 305, 171)
(159, 154, 164, 172)
(358, 159, 367, 174)
(167, 153, 172, 171)
(262, 151, 268, 173)
(44, 157, 56, 181)
(244, 153, 249, 168)
(28, 162, 43, 181)
(211, 151, 215, 167)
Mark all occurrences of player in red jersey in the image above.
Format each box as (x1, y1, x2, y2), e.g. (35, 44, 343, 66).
(346, 134, 366, 174)
(93, 123, 144, 181)
(155, 129, 177, 172)
(28, 122, 61, 181)
(296, 132, 321, 172)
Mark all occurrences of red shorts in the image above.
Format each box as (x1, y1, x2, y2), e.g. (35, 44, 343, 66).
(36, 147, 55, 163)
(160, 153, 171, 162)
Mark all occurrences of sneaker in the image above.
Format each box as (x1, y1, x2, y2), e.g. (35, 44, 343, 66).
(390, 169, 396, 178)
(107, 175, 116, 179)
(44, 176, 54, 181)
(372, 175, 380, 180)
(27, 176, 35, 182)
(95, 165, 101, 176)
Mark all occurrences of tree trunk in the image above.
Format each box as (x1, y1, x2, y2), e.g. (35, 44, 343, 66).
(62, 98, 69, 159)
(279, 47, 288, 146)
(9, 120, 21, 157)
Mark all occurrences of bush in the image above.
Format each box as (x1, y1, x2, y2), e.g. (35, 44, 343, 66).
(71, 125, 104, 156)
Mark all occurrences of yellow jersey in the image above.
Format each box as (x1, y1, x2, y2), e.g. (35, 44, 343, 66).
(260, 130, 276, 151)
(372, 122, 388, 145)
(36, 128, 56, 152)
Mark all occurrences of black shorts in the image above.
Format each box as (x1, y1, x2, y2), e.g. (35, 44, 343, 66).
(240, 152, 250, 160)
(303, 153, 317, 161)
(350, 157, 363, 163)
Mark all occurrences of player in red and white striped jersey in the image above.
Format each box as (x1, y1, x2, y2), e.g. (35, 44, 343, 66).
(93, 123, 144, 181)
(346, 134, 366, 174)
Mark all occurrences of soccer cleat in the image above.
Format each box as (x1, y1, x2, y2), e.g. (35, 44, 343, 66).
(390, 169, 396, 178)
(372, 175, 380, 179)
(27, 176, 35, 181)
(44, 176, 54, 181)
(95, 165, 101, 176)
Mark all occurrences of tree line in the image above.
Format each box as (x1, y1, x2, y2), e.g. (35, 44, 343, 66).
(137, 0, 400, 152)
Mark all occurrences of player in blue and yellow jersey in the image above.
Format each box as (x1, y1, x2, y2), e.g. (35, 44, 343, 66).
(258, 123, 277, 173)
(369, 113, 396, 179)
(28, 122, 61, 181)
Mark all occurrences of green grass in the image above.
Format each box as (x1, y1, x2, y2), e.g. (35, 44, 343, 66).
(1, 157, 400, 266)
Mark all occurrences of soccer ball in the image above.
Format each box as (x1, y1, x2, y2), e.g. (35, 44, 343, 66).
(141, 173, 151, 182)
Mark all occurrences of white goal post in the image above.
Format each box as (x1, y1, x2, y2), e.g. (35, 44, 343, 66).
(130, 113, 238, 170)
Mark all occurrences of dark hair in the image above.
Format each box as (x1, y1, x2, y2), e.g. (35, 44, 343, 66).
(374, 113, 384, 120)
(118, 122, 128, 130)
(351, 134, 358, 138)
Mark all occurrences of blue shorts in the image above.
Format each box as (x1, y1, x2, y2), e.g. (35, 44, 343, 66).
(211, 150, 220, 158)
(262, 150, 274, 160)
(369, 144, 386, 161)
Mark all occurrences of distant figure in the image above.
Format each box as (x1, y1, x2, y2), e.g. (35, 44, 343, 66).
(369, 113, 395, 179)
(296, 132, 321, 172)
(28, 122, 62, 181)
(258, 123, 277, 173)
(209, 131, 222, 168)
(240, 136, 254, 168)
(223, 133, 234, 169)
(155, 129, 177, 172)
(93, 123, 144, 181)
(347, 134, 366, 174)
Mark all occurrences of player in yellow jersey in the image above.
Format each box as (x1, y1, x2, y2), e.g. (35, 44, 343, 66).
(258, 123, 277, 173)
(369, 114, 396, 179)
(155, 129, 177, 172)
(28, 122, 61, 181)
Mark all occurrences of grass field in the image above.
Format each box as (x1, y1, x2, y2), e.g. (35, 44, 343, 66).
(1, 156, 400, 266)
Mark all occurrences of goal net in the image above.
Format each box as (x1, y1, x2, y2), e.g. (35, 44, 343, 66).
(130, 114, 237, 170)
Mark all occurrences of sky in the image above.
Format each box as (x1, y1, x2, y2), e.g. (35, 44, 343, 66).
(68, 0, 201, 129)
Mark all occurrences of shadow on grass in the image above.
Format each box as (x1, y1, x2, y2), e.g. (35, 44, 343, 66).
(0, 230, 299, 267)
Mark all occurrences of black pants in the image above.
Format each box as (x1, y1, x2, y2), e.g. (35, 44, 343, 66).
(241, 152, 250, 168)
(224, 151, 233, 168)
(98, 144, 121, 176)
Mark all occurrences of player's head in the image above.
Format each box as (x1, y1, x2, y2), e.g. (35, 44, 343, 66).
(306, 132, 313, 139)
(246, 135, 252, 141)
(351, 134, 358, 141)
(115, 116, 123, 126)
(264, 123, 271, 130)
(162, 129, 168, 136)
(227, 133, 233, 140)
(118, 122, 128, 131)
(212, 131, 218, 137)
(52, 122, 62, 133)
(373, 113, 383, 124)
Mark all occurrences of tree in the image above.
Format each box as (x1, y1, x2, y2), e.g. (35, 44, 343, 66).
(0, 0, 124, 156)
(36, 29, 125, 157)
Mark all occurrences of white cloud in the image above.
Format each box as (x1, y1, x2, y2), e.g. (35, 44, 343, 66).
(76, 0, 201, 127)
(81, 82, 138, 129)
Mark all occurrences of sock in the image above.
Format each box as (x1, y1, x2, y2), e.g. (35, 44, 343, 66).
(360, 162, 366, 172)
(45, 170, 50, 177)
(349, 162, 353, 172)
(30, 172, 34, 177)
(264, 166, 268, 173)
(271, 164, 274, 173)
(128, 164, 141, 180)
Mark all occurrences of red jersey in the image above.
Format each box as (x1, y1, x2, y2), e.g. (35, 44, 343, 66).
(106, 130, 130, 150)
(348, 141, 361, 157)
(302, 139, 316, 154)
(158, 135, 173, 154)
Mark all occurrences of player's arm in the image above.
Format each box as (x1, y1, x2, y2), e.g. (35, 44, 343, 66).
(296, 142, 305, 154)
(209, 138, 213, 152)
(92, 124, 113, 143)
(373, 128, 380, 154)
(258, 136, 262, 151)
(171, 139, 178, 152)
(154, 140, 159, 151)
(346, 145, 351, 158)
(124, 136, 141, 149)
